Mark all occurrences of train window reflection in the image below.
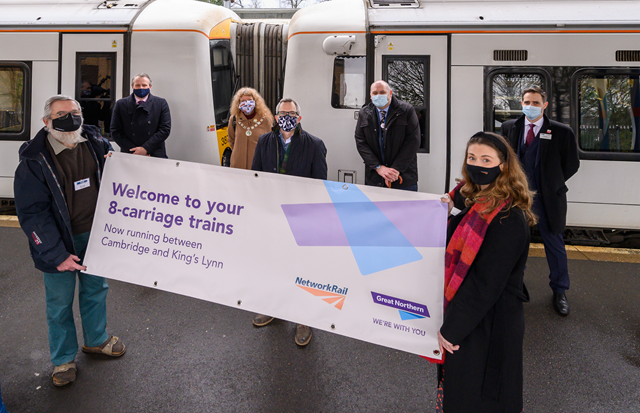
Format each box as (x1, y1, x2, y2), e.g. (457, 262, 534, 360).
(383, 56, 430, 151)
(210, 39, 235, 126)
(331, 56, 365, 109)
(76, 53, 115, 138)
(0, 66, 26, 136)
(491, 73, 544, 135)
(578, 74, 640, 153)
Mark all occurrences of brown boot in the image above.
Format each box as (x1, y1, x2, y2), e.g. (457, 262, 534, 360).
(252, 314, 274, 327)
(82, 336, 126, 357)
(52, 361, 76, 387)
(295, 325, 312, 346)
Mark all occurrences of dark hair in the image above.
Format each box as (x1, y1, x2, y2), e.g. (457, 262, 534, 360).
(521, 86, 546, 102)
(461, 132, 537, 226)
(470, 131, 508, 160)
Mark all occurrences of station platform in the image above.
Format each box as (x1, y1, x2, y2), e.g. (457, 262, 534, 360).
(0, 224, 639, 412)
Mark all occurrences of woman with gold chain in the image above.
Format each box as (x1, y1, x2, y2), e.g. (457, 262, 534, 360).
(227, 87, 274, 169)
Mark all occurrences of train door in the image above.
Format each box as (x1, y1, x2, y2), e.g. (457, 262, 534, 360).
(60, 33, 124, 139)
(375, 35, 448, 194)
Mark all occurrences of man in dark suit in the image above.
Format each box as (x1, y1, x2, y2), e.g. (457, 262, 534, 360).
(502, 86, 580, 316)
(111, 73, 171, 158)
(354, 80, 420, 191)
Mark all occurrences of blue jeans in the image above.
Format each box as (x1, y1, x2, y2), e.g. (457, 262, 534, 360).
(43, 232, 109, 366)
(0, 377, 8, 413)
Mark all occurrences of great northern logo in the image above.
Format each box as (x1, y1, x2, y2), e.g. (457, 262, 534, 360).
(295, 277, 348, 310)
(371, 291, 430, 320)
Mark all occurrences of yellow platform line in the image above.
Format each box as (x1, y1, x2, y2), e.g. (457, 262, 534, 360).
(529, 243, 640, 263)
(0, 216, 19, 228)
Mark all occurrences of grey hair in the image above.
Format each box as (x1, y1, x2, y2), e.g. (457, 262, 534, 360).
(42, 95, 81, 120)
(276, 98, 301, 116)
(131, 73, 152, 86)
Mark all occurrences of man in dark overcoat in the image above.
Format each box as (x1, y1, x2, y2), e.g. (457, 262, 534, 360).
(110, 72, 171, 158)
(354, 80, 421, 191)
(502, 86, 580, 316)
(251, 98, 327, 346)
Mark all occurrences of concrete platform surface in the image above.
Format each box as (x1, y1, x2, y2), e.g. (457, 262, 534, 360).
(1, 226, 639, 413)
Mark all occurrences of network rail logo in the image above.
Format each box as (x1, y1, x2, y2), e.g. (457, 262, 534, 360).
(371, 291, 430, 321)
(295, 277, 348, 310)
(281, 181, 447, 275)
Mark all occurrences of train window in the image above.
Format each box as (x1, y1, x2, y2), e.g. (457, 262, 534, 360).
(382, 56, 429, 152)
(210, 39, 236, 127)
(331, 56, 366, 109)
(487, 71, 547, 135)
(75, 53, 115, 138)
(576, 72, 640, 154)
(0, 62, 31, 141)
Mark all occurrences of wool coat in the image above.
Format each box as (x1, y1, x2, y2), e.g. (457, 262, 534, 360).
(354, 97, 420, 188)
(439, 195, 531, 413)
(110, 93, 171, 158)
(251, 126, 327, 180)
(228, 113, 273, 170)
(502, 115, 580, 234)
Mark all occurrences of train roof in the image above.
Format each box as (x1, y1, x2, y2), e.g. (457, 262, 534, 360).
(0, 0, 239, 34)
(289, 0, 640, 38)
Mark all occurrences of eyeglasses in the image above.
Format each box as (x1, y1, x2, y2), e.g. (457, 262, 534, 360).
(276, 111, 298, 117)
(51, 110, 82, 119)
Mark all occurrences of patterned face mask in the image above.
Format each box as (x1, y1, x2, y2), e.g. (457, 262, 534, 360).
(277, 114, 298, 132)
(239, 100, 256, 115)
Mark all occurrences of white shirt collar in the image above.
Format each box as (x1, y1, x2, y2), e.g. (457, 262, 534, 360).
(523, 115, 544, 142)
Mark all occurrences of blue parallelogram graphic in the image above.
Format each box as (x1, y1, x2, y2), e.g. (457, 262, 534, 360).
(323, 181, 423, 275)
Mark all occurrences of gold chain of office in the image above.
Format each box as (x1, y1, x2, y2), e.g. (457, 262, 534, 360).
(236, 115, 267, 136)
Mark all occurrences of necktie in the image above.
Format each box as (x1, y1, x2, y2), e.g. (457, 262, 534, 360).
(525, 124, 535, 147)
(379, 111, 386, 163)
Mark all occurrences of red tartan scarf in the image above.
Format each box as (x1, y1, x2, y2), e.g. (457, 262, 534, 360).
(443, 183, 508, 311)
(422, 183, 507, 364)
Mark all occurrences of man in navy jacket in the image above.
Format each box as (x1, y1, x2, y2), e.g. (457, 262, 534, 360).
(14, 95, 126, 387)
(251, 98, 327, 346)
(110, 73, 171, 158)
(502, 86, 580, 316)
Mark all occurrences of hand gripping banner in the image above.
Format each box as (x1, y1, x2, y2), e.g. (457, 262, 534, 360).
(83, 153, 447, 358)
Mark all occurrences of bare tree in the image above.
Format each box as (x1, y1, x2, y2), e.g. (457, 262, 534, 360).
(196, 0, 223, 6)
(280, 0, 305, 8)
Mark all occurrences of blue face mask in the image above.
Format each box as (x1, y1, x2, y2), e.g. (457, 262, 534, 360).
(371, 94, 389, 108)
(522, 105, 542, 121)
(133, 88, 150, 98)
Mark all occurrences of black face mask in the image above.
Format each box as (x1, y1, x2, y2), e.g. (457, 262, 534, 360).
(466, 163, 502, 186)
(52, 113, 82, 132)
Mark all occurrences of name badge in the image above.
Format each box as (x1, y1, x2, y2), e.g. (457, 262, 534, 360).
(74, 178, 90, 191)
(540, 133, 552, 140)
(451, 207, 462, 216)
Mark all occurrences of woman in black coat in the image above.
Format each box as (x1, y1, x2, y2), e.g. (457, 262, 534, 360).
(437, 132, 536, 413)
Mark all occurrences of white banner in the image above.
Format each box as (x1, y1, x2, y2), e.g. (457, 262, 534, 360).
(83, 152, 447, 358)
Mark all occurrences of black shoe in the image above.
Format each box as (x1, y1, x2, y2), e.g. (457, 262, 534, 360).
(553, 292, 570, 316)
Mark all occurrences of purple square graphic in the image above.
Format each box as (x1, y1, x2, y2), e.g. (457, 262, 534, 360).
(281, 200, 446, 248)
(373, 201, 447, 247)
(281, 203, 349, 246)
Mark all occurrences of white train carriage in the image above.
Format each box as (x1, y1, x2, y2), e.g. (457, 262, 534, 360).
(282, 0, 640, 234)
(0, 0, 242, 198)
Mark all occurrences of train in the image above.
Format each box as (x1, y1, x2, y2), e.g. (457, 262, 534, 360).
(2, 0, 640, 243)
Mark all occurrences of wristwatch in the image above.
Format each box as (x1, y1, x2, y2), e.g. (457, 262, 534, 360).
(375, 165, 381, 170)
